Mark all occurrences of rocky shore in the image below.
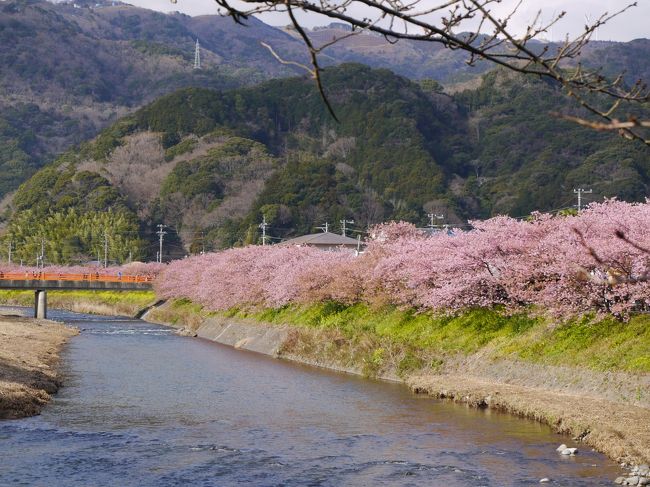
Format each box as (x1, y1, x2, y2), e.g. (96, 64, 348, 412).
(408, 374, 650, 466)
(0, 311, 78, 419)
(615, 464, 650, 485)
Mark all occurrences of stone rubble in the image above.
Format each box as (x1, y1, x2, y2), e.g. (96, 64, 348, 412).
(615, 464, 650, 486)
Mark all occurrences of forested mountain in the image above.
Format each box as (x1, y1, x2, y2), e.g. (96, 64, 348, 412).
(1, 0, 649, 203)
(0, 0, 305, 199)
(2, 64, 649, 264)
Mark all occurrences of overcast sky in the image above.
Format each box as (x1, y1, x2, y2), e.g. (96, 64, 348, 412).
(124, 0, 649, 42)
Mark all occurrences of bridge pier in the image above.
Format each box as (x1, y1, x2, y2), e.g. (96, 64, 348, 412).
(34, 290, 47, 319)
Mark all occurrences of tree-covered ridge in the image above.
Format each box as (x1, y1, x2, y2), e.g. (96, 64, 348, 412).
(3, 64, 650, 263)
(4, 152, 145, 264)
(1, 0, 649, 204)
(454, 70, 650, 217)
(137, 65, 466, 211)
(0, 0, 301, 200)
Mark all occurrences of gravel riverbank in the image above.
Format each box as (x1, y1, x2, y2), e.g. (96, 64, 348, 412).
(0, 311, 78, 419)
(408, 374, 650, 466)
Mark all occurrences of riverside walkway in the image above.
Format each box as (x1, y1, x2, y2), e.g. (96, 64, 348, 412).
(0, 272, 154, 318)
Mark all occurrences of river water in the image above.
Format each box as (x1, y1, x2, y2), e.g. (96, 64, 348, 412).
(0, 310, 622, 486)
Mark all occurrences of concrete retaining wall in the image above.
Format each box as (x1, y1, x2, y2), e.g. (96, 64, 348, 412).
(196, 317, 290, 356)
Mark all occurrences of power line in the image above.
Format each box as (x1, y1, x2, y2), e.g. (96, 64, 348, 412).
(427, 213, 444, 228)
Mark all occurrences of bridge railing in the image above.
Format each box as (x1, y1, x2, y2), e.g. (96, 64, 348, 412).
(0, 272, 154, 284)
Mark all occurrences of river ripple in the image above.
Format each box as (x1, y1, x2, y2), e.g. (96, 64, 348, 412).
(0, 310, 622, 486)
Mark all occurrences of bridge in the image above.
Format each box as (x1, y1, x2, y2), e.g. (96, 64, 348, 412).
(0, 272, 154, 319)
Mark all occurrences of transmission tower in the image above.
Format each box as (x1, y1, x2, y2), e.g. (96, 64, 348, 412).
(193, 38, 201, 70)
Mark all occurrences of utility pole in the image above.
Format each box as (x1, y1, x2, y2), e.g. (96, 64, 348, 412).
(573, 188, 593, 212)
(103, 231, 109, 268)
(259, 216, 268, 246)
(40, 238, 45, 269)
(340, 219, 354, 237)
(318, 222, 329, 233)
(7, 240, 12, 265)
(156, 224, 167, 263)
(428, 213, 444, 228)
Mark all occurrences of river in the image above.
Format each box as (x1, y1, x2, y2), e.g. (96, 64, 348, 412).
(0, 310, 622, 486)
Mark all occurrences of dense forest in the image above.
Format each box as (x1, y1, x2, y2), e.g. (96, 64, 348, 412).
(1, 0, 649, 204)
(2, 63, 649, 264)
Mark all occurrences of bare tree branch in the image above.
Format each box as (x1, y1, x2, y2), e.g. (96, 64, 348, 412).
(174, 0, 650, 143)
(574, 227, 650, 285)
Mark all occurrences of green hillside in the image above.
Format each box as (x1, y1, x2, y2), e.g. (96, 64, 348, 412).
(1, 0, 649, 205)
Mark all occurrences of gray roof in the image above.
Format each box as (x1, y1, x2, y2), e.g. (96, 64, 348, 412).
(281, 232, 360, 247)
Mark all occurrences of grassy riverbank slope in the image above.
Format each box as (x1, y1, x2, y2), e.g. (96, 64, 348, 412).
(146, 299, 650, 464)
(0, 290, 156, 318)
(151, 299, 650, 377)
(0, 312, 78, 419)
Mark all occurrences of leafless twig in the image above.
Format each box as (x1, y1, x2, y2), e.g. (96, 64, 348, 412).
(174, 0, 650, 142)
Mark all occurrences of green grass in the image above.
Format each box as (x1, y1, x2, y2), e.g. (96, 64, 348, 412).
(231, 303, 650, 373)
(506, 314, 650, 372)
(0, 289, 156, 316)
(144, 297, 216, 329)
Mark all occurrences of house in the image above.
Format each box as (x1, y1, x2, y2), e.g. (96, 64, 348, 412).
(280, 232, 362, 252)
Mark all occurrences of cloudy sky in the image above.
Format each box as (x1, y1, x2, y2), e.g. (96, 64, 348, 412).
(124, 0, 649, 42)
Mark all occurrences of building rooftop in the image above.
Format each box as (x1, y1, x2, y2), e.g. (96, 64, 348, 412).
(281, 232, 361, 247)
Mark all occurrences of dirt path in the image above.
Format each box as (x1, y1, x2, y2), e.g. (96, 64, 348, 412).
(0, 312, 78, 419)
(408, 374, 650, 465)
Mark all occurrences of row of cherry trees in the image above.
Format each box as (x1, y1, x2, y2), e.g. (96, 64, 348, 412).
(156, 200, 650, 318)
(2, 200, 646, 317)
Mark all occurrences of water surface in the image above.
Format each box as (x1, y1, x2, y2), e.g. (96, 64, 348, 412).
(0, 309, 622, 486)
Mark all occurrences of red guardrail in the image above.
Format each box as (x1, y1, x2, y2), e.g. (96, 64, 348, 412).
(0, 272, 153, 283)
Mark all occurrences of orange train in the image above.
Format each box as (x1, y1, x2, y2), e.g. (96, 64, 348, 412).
(0, 272, 154, 283)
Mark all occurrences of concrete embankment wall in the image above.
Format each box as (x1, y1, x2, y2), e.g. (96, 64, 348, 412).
(196, 317, 291, 357)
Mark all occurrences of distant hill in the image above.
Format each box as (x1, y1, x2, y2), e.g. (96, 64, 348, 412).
(0, 0, 306, 199)
(1, 0, 649, 202)
(3, 64, 649, 264)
